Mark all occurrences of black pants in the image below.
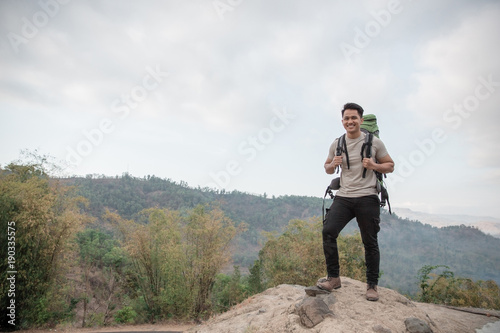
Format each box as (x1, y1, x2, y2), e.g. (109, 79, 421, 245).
(322, 195, 381, 285)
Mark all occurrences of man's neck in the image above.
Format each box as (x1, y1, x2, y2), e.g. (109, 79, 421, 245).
(346, 131, 362, 139)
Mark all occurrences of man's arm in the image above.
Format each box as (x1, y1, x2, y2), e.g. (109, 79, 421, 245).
(362, 154, 395, 174)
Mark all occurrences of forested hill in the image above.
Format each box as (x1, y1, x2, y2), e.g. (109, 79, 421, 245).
(64, 173, 321, 225)
(64, 174, 500, 294)
(63, 174, 322, 265)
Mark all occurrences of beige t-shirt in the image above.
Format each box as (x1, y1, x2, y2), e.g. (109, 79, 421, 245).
(327, 132, 389, 198)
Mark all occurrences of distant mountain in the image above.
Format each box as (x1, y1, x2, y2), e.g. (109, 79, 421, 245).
(393, 208, 500, 238)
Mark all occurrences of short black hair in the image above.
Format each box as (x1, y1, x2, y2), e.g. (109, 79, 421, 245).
(341, 103, 364, 118)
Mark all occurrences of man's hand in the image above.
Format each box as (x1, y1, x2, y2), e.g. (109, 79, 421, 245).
(363, 154, 395, 174)
(362, 157, 377, 170)
(324, 155, 343, 174)
(332, 155, 343, 169)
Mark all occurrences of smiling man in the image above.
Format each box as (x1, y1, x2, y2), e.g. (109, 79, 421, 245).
(317, 102, 395, 301)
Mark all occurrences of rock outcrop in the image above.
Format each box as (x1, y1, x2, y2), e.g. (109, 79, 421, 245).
(189, 277, 499, 333)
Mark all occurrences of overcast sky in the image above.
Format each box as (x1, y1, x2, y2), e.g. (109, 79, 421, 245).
(1, 0, 499, 218)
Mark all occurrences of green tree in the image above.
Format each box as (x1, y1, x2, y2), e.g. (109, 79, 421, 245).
(248, 259, 265, 295)
(108, 204, 244, 320)
(416, 265, 500, 309)
(0, 162, 88, 329)
(211, 266, 248, 313)
(448, 278, 500, 309)
(75, 229, 128, 327)
(106, 207, 186, 320)
(417, 265, 454, 303)
(184, 205, 246, 318)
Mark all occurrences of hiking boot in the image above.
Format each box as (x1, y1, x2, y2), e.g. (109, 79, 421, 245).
(366, 283, 379, 301)
(317, 276, 341, 291)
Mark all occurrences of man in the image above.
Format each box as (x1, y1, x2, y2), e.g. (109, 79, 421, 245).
(317, 102, 394, 301)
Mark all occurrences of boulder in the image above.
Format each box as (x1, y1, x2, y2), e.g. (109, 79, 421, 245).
(405, 317, 434, 333)
(294, 296, 333, 328)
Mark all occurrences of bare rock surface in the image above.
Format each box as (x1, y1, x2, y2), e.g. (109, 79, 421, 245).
(189, 277, 499, 333)
(16, 277, 498, 333)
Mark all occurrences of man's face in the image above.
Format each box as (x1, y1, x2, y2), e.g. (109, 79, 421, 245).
(342, 109, 363, 135)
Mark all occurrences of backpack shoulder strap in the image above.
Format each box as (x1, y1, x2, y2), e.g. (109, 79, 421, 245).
(335, 134, 349, 173)
(336, 134, 345, 156)
(361, 132, 373, 178)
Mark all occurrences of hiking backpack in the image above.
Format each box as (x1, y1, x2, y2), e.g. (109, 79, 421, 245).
(322, 114, 391, 221)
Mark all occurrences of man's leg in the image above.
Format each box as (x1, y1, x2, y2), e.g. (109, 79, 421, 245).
(354, 195, 380, 284)
(355, 195, 381, 300)
(322, 196, 354, 279)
